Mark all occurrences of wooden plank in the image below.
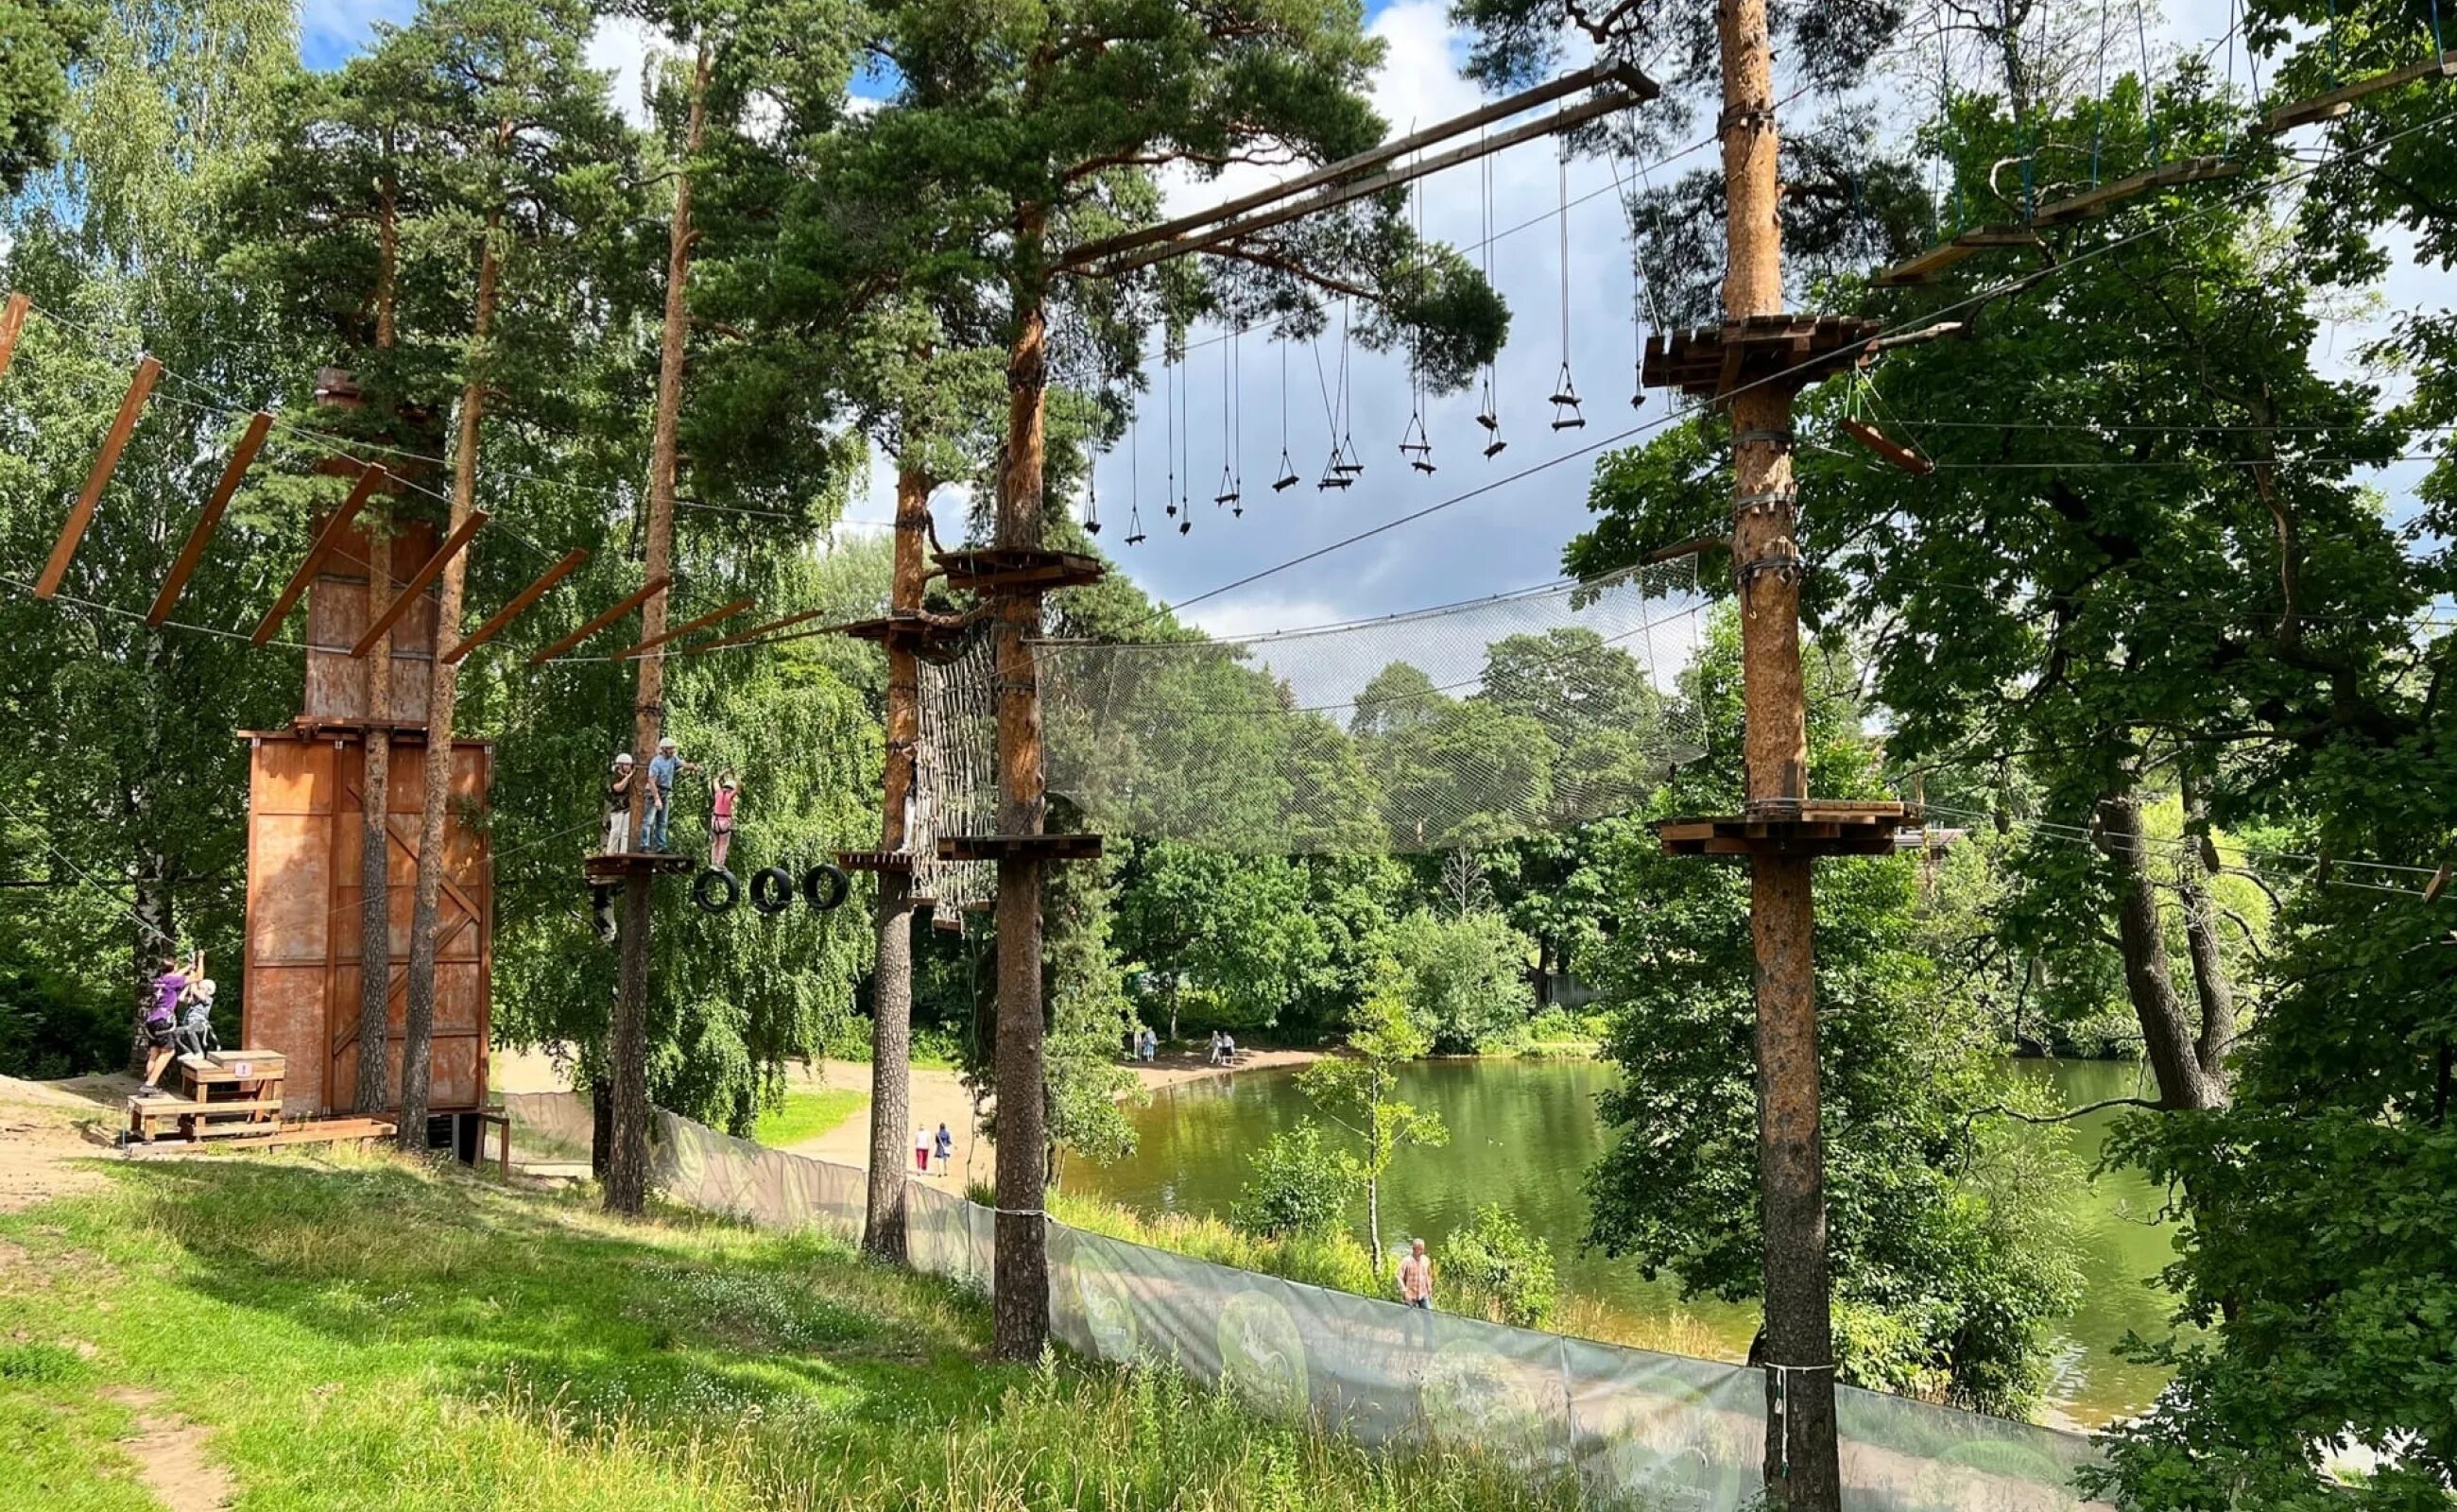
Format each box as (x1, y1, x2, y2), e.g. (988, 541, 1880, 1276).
(1873, 239, 1983, 287)
(443, 547, 589, 663)
(350, 508, 489, 657)
(148, 412, 272, 626)
(691, 605, 833, 654)
(35, 355, 163, 598)
(2262, 50, 2457, 134)
(2030, 157, 2240, 225)
(0, 292, 29, 383)
(607, 594, 754, 661)
(1840, 418, 1934, 475)
(2426, 865, 2449, 905)
(526, 575, 670, 665)
(249, 465, 388, 645)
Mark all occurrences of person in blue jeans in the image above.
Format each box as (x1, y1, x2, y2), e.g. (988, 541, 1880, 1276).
(643, 737, 699, 851)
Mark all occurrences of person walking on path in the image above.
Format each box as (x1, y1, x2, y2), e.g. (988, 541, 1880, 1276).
(934, 1122, 954, 1172)
(1399, 1239, 1435, 1311)
(914, 1125, 931, 1175)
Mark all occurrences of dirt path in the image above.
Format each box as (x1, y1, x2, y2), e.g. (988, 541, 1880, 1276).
(103, 1386, 236, 1512)
(0, 1074, 124, 1213)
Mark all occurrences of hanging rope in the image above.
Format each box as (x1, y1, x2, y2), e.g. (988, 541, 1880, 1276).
(1550, 143, 1585, 432)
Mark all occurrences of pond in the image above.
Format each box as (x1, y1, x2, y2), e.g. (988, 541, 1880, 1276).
(1069, 1055, 2179, 1429)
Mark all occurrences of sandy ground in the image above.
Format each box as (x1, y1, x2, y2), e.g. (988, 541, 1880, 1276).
(493, 1042, 1318, 1185)
(0, 1073, 128, 1212)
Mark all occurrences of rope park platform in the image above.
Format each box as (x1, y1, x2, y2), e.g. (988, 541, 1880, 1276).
(1641, 316, 1883, 401)
(581, 850, 695, 884)
(1656, 799, 1922, 859)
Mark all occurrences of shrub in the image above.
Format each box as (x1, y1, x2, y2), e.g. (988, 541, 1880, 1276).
(1383, 909, 1535, 1053)
(1231, 1120, 1360, 1238)
(1439, 1204, 1560, 1330)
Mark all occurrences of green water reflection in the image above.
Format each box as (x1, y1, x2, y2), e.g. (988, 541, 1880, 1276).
(1070, 1055, 2180, 1426)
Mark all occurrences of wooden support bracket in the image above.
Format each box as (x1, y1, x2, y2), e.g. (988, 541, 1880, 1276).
(608, 595, 755, 661)
(148, 411, 270, 626)
(0, 292, 29, 384)
(36, 355, 163, 598)
(249, 464, 388, 644)
(526, 575, 670, 666)
(351, 508, 489, 657)
(444, 548, 589, 664)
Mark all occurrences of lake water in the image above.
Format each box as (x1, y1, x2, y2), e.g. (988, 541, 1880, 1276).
(1070, 1055, 2178, 1428)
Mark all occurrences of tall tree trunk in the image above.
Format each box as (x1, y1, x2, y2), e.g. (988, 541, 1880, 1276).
(357, 185, 400, 1116)
(607, 55, 707, 1215)
(402, 209, 499, 1151)
(864, 459, 931, 1259)
(990, 255, 1052, 1361)
(2176, 772, 2236, 1083)
(2095, 790, 2225, 1111)
(128, 869, 172, 1077)
(1718, 0, 1839, 1495)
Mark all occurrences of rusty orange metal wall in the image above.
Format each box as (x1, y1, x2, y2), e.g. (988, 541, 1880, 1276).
(242, 731, 492, 1115)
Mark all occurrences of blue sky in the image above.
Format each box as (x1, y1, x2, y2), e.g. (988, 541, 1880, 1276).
(294, 0, 2438, 645)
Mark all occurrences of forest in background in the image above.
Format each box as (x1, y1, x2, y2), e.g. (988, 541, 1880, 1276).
(0, 0, 2452, 1501)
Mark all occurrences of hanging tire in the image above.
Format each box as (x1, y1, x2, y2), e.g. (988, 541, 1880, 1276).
(802, 862, 850, 913)
(692, 868, 741, 915)
(748, 866, 796, 916)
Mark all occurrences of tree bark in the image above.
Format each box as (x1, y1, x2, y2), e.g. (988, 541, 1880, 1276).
(127, 870, 172, 1078)
(2177, 776, 2235, 1083)
(606, 871, 654, 1211)
(355, 532, 394, 1114)
(1718, 0, 1840, 1495)
(606, 46, 707, 1217)
(990, 267, 1052, 1362)
(2095, 791, 2225, 1111)
(863, 459, 931, 1260)
(402, 209, 499, 1151)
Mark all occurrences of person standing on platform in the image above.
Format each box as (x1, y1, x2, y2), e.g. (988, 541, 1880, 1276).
(602, 752, 636, 854)
(643, 738, 698, 853)
(708, 771, 739, 870)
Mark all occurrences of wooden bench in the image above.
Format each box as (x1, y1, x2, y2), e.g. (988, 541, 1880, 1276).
(127, 1094, 285, 1143)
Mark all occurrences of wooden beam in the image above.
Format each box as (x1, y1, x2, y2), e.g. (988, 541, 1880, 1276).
(1838, 418, 1934, 476)
(2261, 50, 2457, 134)
(525, 575, 670, 665)
(443, 548, 590, 664)
(147, 411, 271, 627)
(1059, 60, 1655, 270)
(0, 293, 29, 384)
(608, 595, 754, 661)
(249, 464, 388, 645)
(2426, 865, 2450, 905)
(350, 508, 490, 657)
(1081, 87, 1647, 278)
(35, 355, 163, 598)
(688, 604, 833, 654)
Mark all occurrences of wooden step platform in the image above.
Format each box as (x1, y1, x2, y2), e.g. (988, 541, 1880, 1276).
(1657, 799, 1920, 860)
(2262, 50, 2457, 134)
(582, 850, 696, 883)
(1641, 315, 1884, 400)
(122, 1115, 397, 1160)
(933, 547, 1107, 594)
(1872, 226, 2040, 288)
(936, 833, 1104, 862)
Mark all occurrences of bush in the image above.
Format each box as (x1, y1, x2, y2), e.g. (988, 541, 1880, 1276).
(1383, 909, 1535, 1053)
(0, 946, 126, 1081)
(1231, 1120, 1361, 1238)
(1439, 1204, 1559, 1330)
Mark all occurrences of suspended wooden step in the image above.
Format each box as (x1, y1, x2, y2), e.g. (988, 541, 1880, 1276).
(148, 411, 271, 626)
(1872, 226, 2040, 288)
(525, 575, 670, 665)
(2027, 155, 2242, 226)
(443, 548, 590, 664)
(37, 355, 163, 597)
(1838, 418, 1934, 476)
(835, 850, 916, 874)
(2262, 49, 2457, 134)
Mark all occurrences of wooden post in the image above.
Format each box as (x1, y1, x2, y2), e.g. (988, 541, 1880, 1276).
(1716, 0, 1839, 1501)
(991, 279, 1055, 1360)
(607, 42, 708, 1218)
(863, 461, 931, 1263)
(0, 292, 29, 382)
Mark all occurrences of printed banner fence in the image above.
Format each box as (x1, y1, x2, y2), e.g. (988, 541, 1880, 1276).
(504, 1091, 2105, 1511)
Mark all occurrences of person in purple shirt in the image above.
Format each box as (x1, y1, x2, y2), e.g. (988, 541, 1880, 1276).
(140, 948, 200, 1093)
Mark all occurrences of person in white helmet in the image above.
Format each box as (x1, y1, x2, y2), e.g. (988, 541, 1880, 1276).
(603, 752, 637, 854)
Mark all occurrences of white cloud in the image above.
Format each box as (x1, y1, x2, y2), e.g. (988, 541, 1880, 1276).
(586, 16, 662, 129)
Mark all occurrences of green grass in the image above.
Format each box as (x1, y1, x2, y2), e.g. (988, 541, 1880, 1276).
(750, 1087, 868, 1147)
(0, 1150, 1586, 1511)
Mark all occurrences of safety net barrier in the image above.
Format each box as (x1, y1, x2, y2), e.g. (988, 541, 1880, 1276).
(505, 1091, 2106, 1511)
(908, 562, 1712, 858)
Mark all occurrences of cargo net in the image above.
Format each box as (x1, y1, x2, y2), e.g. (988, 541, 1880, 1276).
(1029, 562, 1709, 855)
(913, 627, 997, 922)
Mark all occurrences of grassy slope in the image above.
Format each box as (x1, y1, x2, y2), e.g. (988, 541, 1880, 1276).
(0, 1153, 1579, 1511)
(750, 1088, 867, 1147)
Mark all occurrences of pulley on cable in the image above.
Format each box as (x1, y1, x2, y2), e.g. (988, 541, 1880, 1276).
(1549, 147, 1585, 432)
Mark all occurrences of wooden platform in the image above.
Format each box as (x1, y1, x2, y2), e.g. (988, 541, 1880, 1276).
(122, 1114, 397, 1160)
(933, 548, 1108, 594)
(582, 850, 696, 883)
(835, 613, 975, 650)
(1872, 226, 2040, 287)
(2262, 50, 2457, 133)
(2027, 155, 2240, 226)
(1657, 799, 1919, 859)
(937, 833, 1104, 862)
(835, 849, 915, 873)
(1641, 315, 1885, 401)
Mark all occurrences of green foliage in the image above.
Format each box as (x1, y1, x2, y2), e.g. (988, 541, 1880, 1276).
(1301, 961, 1448, 1268)
(1231, 1118, 1362, 1238)
(0, 910, 125, 1079)
(0, 0, 92, 195)
(1383, 907, 1535, 1053)
(1042, 830, 1144, 1173)
(749, 1086, 867, 1146)
(1437, 1203, 1559, 1330)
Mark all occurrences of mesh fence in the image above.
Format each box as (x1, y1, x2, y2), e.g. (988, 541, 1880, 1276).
(504, 1092, 2106, 1511)
(906, 564, 1710, 858)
